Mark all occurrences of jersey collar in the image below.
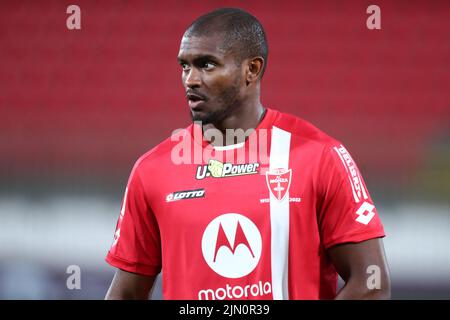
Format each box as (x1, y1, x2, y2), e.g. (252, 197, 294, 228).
(190, 107, 279, 150)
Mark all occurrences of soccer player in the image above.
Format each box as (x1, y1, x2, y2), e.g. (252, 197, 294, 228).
(105, 8, 390, 300)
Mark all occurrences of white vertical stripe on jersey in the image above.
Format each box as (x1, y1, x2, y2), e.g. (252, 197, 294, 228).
(269, 126, 291, 300)
(358, 172, 369, 200)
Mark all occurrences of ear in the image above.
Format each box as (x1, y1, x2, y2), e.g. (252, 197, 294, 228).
(245, 57, 264, 86)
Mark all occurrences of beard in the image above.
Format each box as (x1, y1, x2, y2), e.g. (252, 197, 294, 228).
(191, 105, 232, 124)
(190, 77, 241, 125)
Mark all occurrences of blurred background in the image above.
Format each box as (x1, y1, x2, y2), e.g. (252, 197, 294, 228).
(0, 0, 449, 299)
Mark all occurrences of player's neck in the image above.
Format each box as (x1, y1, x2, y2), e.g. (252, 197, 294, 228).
(202, 100, 266, 147)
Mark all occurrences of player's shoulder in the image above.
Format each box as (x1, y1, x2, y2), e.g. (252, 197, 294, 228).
(132, 124, 193, 172)
(273, 108, 341, 149)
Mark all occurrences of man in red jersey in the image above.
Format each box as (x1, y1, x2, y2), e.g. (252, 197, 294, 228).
(105, 8, 390, 300)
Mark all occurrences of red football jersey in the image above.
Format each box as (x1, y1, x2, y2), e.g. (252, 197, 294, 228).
(106, 108, 385, 300)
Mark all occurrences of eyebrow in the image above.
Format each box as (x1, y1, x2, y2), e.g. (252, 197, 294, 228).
(177, 54, 221, 64)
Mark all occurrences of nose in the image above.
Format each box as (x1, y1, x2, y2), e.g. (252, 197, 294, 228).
(184, 68, 201, 88)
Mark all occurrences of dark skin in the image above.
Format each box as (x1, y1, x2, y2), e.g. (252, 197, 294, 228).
(178, 33, 266, 145)
(105, 269, 157, 300)
(331, 238, 391, 299)
(105, 33, 391, 300)
(106, 239, 391, 299)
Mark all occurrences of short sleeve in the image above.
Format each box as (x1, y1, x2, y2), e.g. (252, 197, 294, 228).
(105, 161, 162, 276)
(317, 144, 385, 250)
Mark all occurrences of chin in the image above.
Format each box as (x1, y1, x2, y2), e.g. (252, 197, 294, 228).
(190, 105, 229, 124)
(191, 111, 213, 124)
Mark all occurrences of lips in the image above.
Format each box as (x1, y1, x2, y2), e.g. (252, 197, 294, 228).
(186, 91, 207, 110)
(188, 99, 205, 110)
(187, 91, 206, 101)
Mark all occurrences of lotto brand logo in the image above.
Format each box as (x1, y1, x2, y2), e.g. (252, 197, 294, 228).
(166, 188, 205, 202)
(355, 201, 376, 225)
(196, 160, 260, 180)
(201, 213, 262, 278)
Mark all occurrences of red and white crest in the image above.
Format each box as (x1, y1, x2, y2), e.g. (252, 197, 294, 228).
(265, 168, 292, 201)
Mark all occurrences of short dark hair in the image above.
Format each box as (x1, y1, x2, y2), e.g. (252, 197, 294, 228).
(184, 8, 269, 78)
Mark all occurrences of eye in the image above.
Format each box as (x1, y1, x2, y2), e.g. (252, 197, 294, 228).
(180, 62, 190, 71)
(203, 62, 216, 71)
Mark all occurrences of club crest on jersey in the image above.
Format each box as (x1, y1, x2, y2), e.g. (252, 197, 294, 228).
(196, 159, 260, 180)
(265, 168, 292, 201)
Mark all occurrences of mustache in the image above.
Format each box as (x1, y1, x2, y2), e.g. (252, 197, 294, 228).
(186, 90, 207, 100)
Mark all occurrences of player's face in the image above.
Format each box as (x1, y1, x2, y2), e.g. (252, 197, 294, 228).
(177, 34, 244, 124)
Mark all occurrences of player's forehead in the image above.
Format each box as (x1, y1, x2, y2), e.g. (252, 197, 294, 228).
(177, 34, 228, 62)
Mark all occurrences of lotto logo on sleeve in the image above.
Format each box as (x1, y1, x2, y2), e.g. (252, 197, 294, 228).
(355, 201, 376, 225)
